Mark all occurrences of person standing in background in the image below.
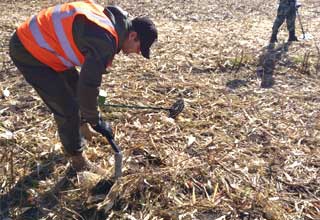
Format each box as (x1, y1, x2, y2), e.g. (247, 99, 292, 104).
(270, 0, 301, 43)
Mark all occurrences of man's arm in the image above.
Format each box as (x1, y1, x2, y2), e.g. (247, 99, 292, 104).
(78, 54, 104, 124)
(73, 15, 117, 124)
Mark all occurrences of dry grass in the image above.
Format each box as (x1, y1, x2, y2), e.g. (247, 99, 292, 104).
(0, 0, 319, 219)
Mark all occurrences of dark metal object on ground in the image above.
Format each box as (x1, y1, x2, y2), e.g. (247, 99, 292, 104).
(168, 99, 184, 118)
(104, 99, 185, 119)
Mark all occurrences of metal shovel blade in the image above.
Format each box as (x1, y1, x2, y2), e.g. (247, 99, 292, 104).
(99, 131, 123, 179)
(114, 152, 122, 179)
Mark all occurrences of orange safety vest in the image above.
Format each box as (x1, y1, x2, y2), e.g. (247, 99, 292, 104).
(17, 1, 119, 72)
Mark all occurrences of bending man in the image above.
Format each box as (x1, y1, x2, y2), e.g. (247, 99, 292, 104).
(9, 1, 158, 171)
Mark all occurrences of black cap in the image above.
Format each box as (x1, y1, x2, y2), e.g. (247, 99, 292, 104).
(132, 16, 158, 59)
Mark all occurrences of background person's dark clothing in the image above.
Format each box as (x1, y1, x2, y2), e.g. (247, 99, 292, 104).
(272, 0, 297, 34)
(9, 6, 130, 156)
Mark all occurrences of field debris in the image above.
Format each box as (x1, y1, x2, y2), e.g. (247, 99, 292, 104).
(0, 0, 319, 219)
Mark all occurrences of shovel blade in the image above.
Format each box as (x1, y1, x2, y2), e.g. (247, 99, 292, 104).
(114, 152, 122, 179)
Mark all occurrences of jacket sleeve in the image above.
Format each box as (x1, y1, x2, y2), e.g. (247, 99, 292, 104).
(73, 15, 117, 124)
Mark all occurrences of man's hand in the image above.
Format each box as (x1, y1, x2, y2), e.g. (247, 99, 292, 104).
(91, 119, 114, 140)
(80, 123, 100, 141)
(80, 117, 114, 141)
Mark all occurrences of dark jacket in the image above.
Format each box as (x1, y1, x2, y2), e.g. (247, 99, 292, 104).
(74, 5, 131, 124)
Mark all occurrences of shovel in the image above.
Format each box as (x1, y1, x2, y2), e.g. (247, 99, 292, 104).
(98, 129, 122, 179)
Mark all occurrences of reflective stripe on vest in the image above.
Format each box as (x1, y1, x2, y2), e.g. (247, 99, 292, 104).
(52, 5, 80, 66)
(29, 4, 117, 67)
(18, 2, 118, 71)
(29, 15, 74, 68)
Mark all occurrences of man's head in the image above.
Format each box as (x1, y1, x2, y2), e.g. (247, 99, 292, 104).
(122, 16, 158, 59)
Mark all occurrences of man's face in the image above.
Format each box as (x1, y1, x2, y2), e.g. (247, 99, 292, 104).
(122, 31, 141, 55)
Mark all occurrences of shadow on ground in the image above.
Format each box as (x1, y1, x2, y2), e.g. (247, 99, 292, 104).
(0, 152, 117, 220)
(225, 41, 293, 90)
(226, 79, 248, 89)
(0, 153, 76, 220)
(257, 42, 292, 88)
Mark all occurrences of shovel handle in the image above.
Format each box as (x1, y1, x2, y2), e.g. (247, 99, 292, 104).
(105, 134, 121, 153)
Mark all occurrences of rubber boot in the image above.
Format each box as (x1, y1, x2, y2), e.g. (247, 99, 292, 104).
(288, 31, 298, 41)
(270, 33, 278, 43)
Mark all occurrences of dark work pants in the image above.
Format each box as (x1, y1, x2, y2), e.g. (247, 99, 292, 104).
(9, 32, 84, 156)
(272, 2, 297, 34)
